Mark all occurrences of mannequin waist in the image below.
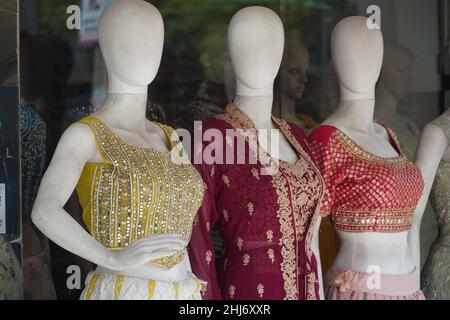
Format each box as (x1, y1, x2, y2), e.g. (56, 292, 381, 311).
(332, 230, 415, 276)
(95, 253, 192, 282)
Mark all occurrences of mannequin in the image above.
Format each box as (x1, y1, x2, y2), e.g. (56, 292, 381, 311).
(188, 6, 325, 300)
(375, 42, 438, 268)
(308, 16, 447, 300)
(421, 114, 450, 299)
(32, 0, 205, 300)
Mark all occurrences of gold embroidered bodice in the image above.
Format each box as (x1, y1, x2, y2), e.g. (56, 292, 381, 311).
(75, 116, 204, 269)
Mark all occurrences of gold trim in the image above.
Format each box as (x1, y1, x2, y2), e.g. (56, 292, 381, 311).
(114, 275, 124, 300)
(147, 280, 156, 300)
(84, 274, 100, 300)
(272, 172, 298, 300)
(333, 130, 409, 166)
(174, 282, 180, 300)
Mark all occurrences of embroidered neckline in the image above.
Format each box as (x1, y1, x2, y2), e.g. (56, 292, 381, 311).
(323, 125, 410, 165)
(83, 116, 175, 156)
(220, 103, 304, 165)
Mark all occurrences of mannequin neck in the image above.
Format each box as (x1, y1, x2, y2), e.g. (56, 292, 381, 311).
(107, 71, 148, 94)
(234, 95, 274, 130)
(100, 93, 148, 130)
(375, 82, 399, 122)
(339, 85, 375, 101)
(235, 79, 274, 97)
(335, 98, 377, 133)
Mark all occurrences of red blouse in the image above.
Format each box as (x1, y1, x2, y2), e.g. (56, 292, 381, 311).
(308, 125, 424, 233)
(188, 104, 325, 300)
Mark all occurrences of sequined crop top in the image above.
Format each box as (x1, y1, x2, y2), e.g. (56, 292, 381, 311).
(309, 125, 424, 233)
(75, 117, 204, 268)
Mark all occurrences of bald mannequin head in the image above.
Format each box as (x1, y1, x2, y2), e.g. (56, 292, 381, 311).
(331, 16, 383, 99)
(228, 6, 284, 95)
(98, 0, 164, 93)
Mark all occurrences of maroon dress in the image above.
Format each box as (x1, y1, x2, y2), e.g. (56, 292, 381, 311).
(188, 104, 325, 300)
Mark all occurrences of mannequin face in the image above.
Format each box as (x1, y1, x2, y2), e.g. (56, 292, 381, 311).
(228, 6, 284, 91)
(380, 43, 412, 99)
(281, 43, 309, 100)
(98, 0, 164, 88)
(331, 16, 383, 96)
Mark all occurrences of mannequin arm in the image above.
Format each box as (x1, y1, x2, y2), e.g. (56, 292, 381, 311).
(311, 215, 325, 300)
(411, 121, 449, 285)
(31, 124, 186, 270)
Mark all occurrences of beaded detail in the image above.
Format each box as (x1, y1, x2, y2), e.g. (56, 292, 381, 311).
(309, 125, 424, 233)
(75, 116, 204, 269)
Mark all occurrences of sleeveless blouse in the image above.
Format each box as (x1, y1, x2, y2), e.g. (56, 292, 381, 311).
(308, 125, 424, 233)
(75, 116, 204, 269)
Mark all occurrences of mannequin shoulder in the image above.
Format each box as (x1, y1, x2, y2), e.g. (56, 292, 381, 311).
(55, 123, 99, 160)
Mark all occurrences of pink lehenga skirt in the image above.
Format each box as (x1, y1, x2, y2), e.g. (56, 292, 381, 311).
(325, 268, 425, 300)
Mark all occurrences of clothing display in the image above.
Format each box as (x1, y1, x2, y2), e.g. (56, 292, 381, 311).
(20, 100, 57, 300)
(188, 104, 325, 300)
(422, 114, 450, 300)
(325, 267, 425, 300)
(20, 100, 47, 221)
(308, 125, 424, 233)
(174, 81, 230, 260)
(75, 116, 205, 270)
(80, 271, 203, 300)
(282, 111, 340, 275)
(0, 237, 21, 300)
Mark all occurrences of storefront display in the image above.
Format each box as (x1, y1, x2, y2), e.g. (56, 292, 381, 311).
(0, 0, 447, 303)
(0, 0, 21, 301)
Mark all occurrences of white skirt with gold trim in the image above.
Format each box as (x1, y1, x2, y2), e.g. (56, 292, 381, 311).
(80, 271, 204, 300)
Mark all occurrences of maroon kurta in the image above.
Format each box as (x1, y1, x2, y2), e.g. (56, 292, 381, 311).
(188, 104, 325, 300)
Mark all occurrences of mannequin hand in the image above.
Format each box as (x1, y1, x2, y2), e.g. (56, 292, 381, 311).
(105, 234, 188, 271)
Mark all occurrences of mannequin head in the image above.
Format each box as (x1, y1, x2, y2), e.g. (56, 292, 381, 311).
(228, 6, 284, 96)
(379, 43, 412, 99)
(331, 16, 383, 100)
(98, 0, 164, 93)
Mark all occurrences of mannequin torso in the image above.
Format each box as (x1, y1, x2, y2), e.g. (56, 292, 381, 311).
(188, 7, 325, 300)
(324, 101, 416, 275)
(31, 0, 200, 292)
(318, 17, 418, 278)
(312, 19, 450, 300)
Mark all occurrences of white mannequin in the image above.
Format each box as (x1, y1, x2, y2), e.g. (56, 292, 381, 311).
(229, 6, 324, 298)
(31, 0, 192, 284)
(323, 16, 450, 288)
